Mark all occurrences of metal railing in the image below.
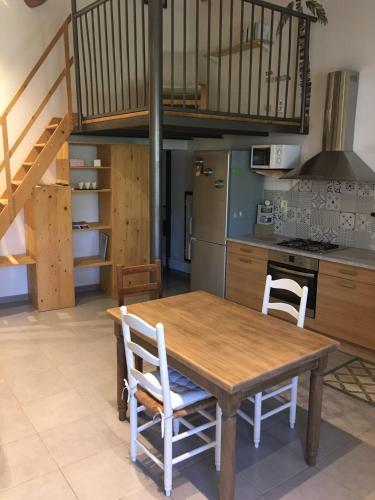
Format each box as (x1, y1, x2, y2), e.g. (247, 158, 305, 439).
(72, 0, 315, 132)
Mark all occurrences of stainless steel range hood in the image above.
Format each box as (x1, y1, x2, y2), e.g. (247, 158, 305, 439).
(284, 70, 375, 182)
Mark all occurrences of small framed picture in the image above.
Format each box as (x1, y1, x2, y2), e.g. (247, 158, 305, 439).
(144, 0, 167, 7)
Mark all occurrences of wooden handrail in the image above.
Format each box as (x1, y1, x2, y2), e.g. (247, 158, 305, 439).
(0, 14, 73, 225)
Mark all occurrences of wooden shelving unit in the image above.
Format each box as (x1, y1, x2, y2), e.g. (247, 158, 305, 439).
(0, 254, 36, 267)
(74, 256, 112, 268)
(70, 166, 111, 170)
(72, 188, 112, 193)
(73, 223, 112, 232)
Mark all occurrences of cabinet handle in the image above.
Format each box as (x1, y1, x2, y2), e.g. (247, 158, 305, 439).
(338, 268, 357, 277)
(239, 247, 253, 254)
(337, 280, 356, 289)
(239, 257, 253, 264)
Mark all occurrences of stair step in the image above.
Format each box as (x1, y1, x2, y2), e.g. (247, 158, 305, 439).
(46, 122, 59, 131)
(0, 198, 9, 206)
(23, 162, 33, 168)
(11, 180, 22, 186)
(34, 143, 46, 149)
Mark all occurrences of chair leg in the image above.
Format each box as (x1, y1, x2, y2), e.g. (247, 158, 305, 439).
(164, 417, 173, 497)
(173, 418, 180, 436)
(289, 376, 298, 429)
(253, 392, 263, 448)
(215, 404, 222, 472)
(129, 395, 138, 462)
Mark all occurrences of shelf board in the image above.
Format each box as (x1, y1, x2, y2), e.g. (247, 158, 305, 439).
(70, 166, 111, 170)
(252, 168, 292, 178)
(0, 254, 36, 268)
(208, 39, 271, 59)
(73, 223, 112, 232)
(72, 188, 111, 193)
(74, 256, 112, 269)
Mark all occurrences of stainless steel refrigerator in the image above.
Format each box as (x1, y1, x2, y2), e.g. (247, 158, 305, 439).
(191, 150, 264, 296)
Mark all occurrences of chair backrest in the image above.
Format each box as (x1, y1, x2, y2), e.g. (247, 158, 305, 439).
(117, 260, 162, 306)
(262, 275, 308, 328)
(120, 305, 172, 415)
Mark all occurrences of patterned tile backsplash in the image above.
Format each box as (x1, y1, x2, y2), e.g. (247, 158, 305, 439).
(264, 180, 375, 250)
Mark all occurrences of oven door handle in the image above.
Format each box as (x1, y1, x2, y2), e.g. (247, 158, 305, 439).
(268, 263, 316, 279)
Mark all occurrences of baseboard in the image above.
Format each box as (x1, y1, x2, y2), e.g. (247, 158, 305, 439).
(0, 293, 29, 305)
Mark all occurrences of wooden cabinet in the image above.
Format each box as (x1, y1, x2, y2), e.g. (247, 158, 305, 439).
(316, 262, 375, 350)
(226, 243, 267, 311)
(25, 185, 74, 311)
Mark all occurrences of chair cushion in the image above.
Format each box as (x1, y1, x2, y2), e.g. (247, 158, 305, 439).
(143, 368, 210, 410)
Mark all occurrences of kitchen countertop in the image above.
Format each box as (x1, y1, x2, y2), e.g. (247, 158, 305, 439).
(227, 235, 375, 271)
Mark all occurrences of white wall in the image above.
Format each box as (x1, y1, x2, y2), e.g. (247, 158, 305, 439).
(189, 0, 375, 186)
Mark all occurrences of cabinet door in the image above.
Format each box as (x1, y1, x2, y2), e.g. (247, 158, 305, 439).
(226, 252, 267, 311)
(315, 274, 375, 350)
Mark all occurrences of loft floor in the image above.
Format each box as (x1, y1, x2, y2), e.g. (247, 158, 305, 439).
(74, 108, 305, 140)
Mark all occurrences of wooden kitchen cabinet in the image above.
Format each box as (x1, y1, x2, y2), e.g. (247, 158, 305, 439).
(226, 244, 267, 311)
(315, 263, 375, 350)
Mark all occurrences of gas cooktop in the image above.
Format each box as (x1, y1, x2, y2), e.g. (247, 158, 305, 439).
(277, 238, 340, 253)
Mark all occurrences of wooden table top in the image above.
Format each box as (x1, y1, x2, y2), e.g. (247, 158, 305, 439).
(107, 291, 338, 394)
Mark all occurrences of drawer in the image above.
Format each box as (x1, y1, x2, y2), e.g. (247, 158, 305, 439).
(315, 274, 375, 350)
(226, 251, 267, 311)
(227, 241, 268, 261)
(319, 260, 375, 286)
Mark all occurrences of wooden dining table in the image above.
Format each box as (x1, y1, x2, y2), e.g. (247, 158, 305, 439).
(107, 291, 339, 500)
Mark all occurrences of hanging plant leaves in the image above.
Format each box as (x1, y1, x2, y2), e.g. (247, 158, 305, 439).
(277, 1, 295, 35)
(305, 0, 328, 24)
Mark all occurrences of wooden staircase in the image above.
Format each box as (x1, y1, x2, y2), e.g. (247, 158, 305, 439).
(0, 16, 73, 243)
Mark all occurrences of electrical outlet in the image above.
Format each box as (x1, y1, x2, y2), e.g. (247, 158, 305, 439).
(281, 200, 288, 210)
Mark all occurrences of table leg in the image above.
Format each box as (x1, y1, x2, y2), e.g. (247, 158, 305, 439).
(219, 399, 240, 500)
(305, 355, 327, 466)
(114, 323, 127, 421)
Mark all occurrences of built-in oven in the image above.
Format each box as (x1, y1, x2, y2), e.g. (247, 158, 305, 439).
(267, 250, 319, 318)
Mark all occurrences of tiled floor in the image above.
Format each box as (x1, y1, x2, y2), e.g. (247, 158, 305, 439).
(0, 280, 374, 499)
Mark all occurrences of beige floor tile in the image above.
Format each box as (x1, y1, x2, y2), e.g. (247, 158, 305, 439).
(0, 471, 77, 500)
(63, 446, 152, 500)
(7, 367, 71, 404)
(0, 381, 36, 445)
(0, 352, 53, 379)
(96, 406, 131, 443)
(360, 428, 375, 447)
(21, 389, 91, 432)
(320, 443, 375, 497)
(40, 414, 121, 467)
(364, 491, 375, 500)
(0, 435, 57, 491)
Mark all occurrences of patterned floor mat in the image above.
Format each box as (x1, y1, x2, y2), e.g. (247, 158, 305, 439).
(324, 358, 375, 406)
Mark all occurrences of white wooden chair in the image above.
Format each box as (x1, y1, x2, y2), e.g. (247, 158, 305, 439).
(238, 275, 308, 448)
(120, 306, 222, 497)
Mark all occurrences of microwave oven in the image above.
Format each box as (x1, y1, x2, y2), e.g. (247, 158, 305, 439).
(250, 145, 300, 170)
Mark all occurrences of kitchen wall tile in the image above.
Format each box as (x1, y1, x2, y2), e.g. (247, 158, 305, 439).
(311, 180, 327, 193)
(310, 225, 323, 242)
(354, 231, 371, 249)
(338, 229, 354, 247)
(292, 191, 312, 209)
(322, 210, 339, 227)
(326, 192, 341, 211)
(263, 190, 274, 203)
(355, 214, 372, 232)
(298, 180, 312, 192)
(322, 227, 339, 243)
(341, 182, 358, 195)
(283, 221, 297, 237)
(357, 196, 375, 214)
(311, 209, 324, 226)
(296, 223, 310, 239)
(312, 192, 326, 209)
(296, 208, 311, 224)
(274, 220, 285, 235)
(358, 183, 374, 197)
(285, 207, 297, 222)
(340, 194, 357, 212)
(339, 212, 356, 230)
(327, 180, 341, 194)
